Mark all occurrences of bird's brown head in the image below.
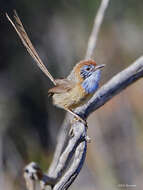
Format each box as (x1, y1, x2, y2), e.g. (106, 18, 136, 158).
(74, 59, 105, 82)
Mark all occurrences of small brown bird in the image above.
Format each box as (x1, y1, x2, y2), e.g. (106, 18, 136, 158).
(6, 11, 105, 124)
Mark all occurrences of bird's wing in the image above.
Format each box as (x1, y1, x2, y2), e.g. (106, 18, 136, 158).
(48, 79, 75, 95)
(6, 11, 56, 85)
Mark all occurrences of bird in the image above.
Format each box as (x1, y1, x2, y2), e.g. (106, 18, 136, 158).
(6, 11, 105, 125)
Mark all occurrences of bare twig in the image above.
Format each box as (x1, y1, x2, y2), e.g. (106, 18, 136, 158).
(53, 141, 87, 190)
(85, 0, 110, 59)
(45, 122, 87, 189)
(24, 122, 87, 190)
(51, 122, 86, 180)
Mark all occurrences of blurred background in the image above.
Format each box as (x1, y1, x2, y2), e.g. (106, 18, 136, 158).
(0, 0, 143, 189)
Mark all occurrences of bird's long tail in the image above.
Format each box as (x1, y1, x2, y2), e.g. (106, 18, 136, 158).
(6, 10, 56, 85)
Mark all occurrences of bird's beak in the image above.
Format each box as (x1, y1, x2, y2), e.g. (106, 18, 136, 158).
(94, 64, 105, 70)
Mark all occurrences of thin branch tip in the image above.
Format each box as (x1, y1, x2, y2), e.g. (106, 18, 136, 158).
(85, 0, 110, 59)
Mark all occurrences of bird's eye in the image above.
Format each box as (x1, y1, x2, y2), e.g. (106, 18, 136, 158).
(86, 67, 91, 71)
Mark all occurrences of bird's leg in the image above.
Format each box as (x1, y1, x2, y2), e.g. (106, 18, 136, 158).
(64, 108, 87, 125)
(64, 108, 88, 137)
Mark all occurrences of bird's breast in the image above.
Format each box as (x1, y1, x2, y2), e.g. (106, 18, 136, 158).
(81, 70, 101, 93)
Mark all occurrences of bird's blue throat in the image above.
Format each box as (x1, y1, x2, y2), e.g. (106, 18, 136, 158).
(81, 70, 101, 94)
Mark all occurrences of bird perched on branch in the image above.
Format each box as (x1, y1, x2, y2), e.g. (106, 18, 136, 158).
(6, 11, 105, 125)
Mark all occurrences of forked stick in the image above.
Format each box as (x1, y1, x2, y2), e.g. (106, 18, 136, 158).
(6, 11, 56, 85)
(85, 0, 110, 59)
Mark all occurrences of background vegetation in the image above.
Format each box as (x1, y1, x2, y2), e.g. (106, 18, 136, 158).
(0, 0, 143, 189)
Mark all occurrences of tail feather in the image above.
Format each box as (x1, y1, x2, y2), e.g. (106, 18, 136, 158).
(6, 11, 56, 85)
